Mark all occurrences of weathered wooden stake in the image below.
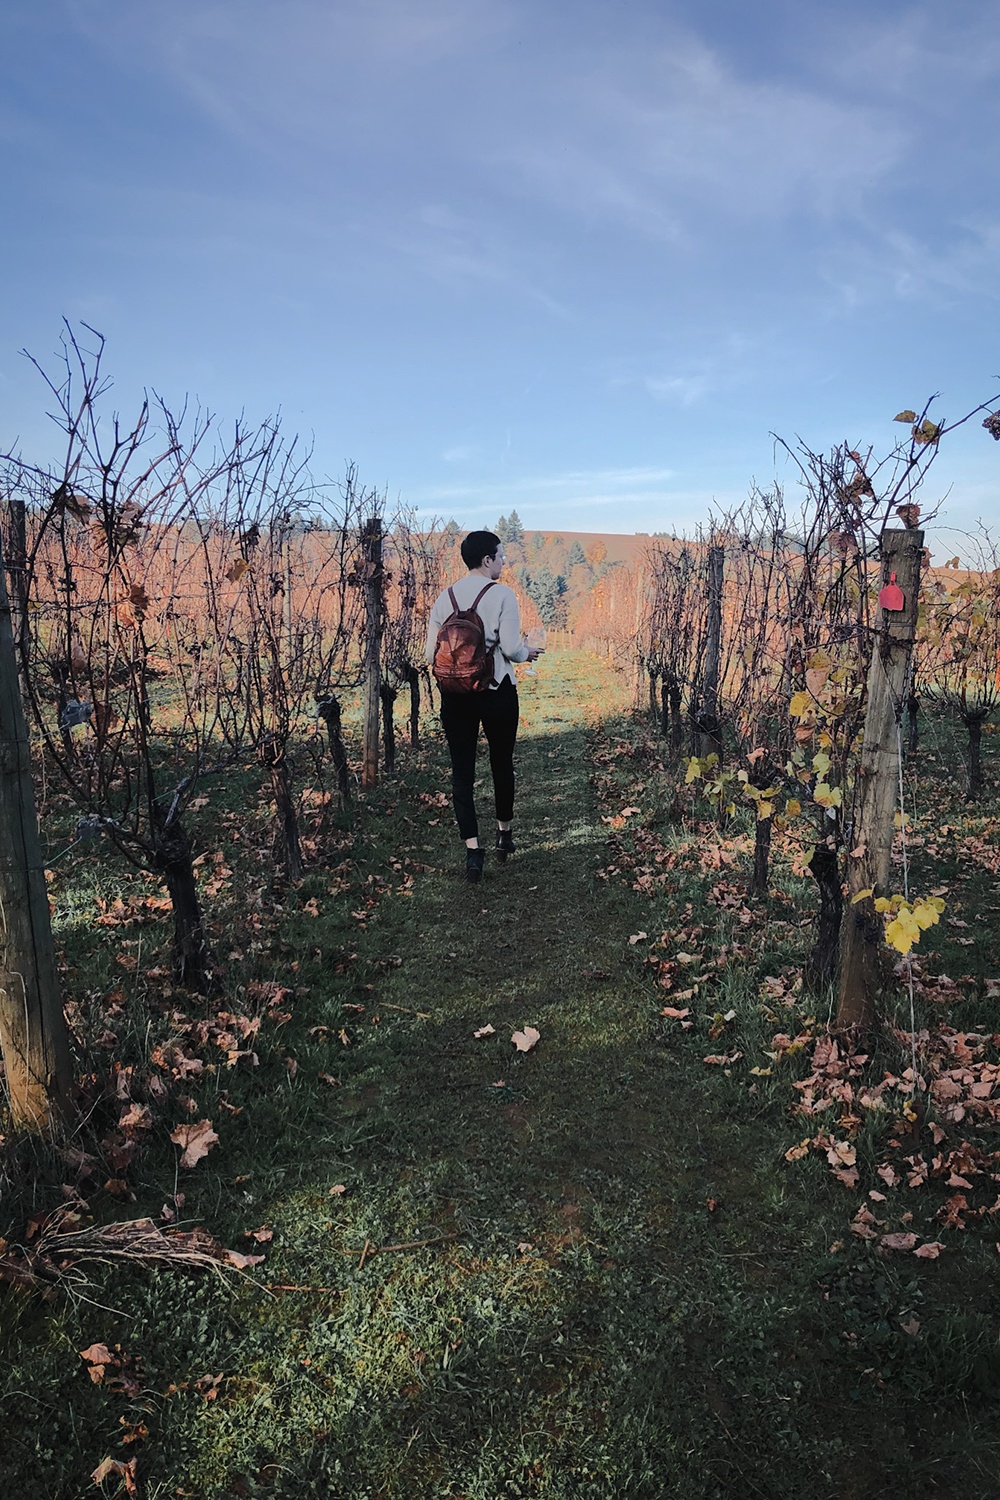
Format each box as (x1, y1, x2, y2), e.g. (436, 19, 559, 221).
(6, 499, 28, 655)
(0, 534, 72, 1129)
(360, 519, 383, 791)
(698, 544, 724, 760)
(837, 528, 924, 1030)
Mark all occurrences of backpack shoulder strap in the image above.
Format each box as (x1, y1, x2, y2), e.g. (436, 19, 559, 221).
(446, 586, 460, 614)
(471, 581, 497, 610)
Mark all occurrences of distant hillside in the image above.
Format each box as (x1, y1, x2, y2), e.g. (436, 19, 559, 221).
(519, 530, 654, 567)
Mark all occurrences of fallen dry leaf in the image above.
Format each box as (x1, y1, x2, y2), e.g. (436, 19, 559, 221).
(628, 932, 648, 945)
(831, 1166, 860, 1189)
(879, 1232, 919, 1252)
(222, 1248, 265, 1270)
(169, 1119, 219, 1169)
(80, 1343, 116, 1383)
(474, 1024, 496, 1038)
(512, 1026, 540, 1053)
(118, 1103, 153, 1132)
(92, 1457, 137, 1494)
(329, 1184, 347, 1196)
(79, 1342, 115, 1364)
(913, 1241, 945, 1259)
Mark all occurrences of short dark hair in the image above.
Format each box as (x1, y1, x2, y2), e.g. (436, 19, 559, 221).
(461, 531, 502, 570)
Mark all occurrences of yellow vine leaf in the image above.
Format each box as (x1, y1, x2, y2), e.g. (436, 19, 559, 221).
(813, 783, 842, 809)
(878, 893, 945, 953)
(885, 908, 921, 954)
(789, 691, 812, 718)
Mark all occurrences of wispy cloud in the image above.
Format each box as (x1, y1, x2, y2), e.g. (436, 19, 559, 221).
(379, 204, 570, 313)
(493, 29, 905, 240)
(69, 0, 512, 163)
(408, 464, 677, 510)
(821, 218, 1000, 310)
(645, 374, 711, 407)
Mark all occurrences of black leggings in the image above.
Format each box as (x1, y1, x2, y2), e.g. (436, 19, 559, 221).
(439, 678, 519, 841)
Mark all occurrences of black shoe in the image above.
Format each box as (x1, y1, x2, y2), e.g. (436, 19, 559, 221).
(495, 830, 516, 863)
(465, 848, 486, 883)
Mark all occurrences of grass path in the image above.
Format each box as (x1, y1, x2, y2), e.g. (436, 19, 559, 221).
(4, 652, 1000, 1497)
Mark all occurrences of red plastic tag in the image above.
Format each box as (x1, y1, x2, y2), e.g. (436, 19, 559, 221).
(879, 571, 904, 611)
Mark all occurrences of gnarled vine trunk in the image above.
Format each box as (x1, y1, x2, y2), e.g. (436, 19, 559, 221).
(381, 685, 397, 774)
(406, 667, 421, 749)
(155, 822, 217, 994)
(264, 736, 303, 883)
(964, 714, 985, 797)
(804, 841, 842, 991)
(317, 696, 351, 809)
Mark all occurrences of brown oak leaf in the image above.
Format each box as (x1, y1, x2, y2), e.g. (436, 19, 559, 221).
(169, 1118, 219, 1169)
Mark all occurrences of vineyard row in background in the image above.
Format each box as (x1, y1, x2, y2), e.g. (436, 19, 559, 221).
(1, 328, 1000, 1131)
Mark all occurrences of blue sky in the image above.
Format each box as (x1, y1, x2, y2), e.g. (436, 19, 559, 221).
(2, 0, 999, 553)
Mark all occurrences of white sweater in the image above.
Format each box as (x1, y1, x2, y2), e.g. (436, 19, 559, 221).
(425, 575, 530, 687)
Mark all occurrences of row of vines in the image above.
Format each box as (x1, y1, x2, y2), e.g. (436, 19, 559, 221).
(632, 406, 1000, 1031)
(0, 329, 457, 1125)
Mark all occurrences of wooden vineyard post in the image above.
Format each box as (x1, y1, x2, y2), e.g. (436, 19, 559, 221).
(837, 527, 924, 1030)
(5, 499, 28, 654)
(0, 533, 72, 1129)
(360, 518, 384, 790)
(698, 544, 724, 760)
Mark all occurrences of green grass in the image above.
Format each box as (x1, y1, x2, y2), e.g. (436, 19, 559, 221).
(3, 654, 1000, 1497)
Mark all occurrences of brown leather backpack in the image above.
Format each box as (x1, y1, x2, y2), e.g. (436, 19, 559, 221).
(431, 583, 497, 694)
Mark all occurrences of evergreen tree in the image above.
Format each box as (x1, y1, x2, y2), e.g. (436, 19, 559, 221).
(526, 565, 567, 625)
(506, 509, 525, 545)
(495, 514, 511, 543)
(565, 540, 586, 568)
